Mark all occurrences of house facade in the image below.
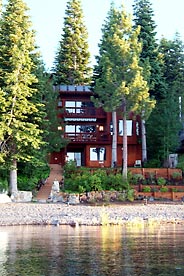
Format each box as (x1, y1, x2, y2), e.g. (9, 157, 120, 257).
(49, 85, 142, 168)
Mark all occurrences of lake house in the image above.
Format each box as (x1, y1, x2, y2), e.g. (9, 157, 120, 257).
(49, 85, 142, 168)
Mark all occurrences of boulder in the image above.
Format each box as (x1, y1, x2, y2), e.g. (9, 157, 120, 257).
(11, 191, 32, 202)
(68, 194, 80, 205)
(0, 194, 11, 203)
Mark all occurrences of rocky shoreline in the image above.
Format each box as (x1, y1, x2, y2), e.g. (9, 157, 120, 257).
(0, 202, 184, 226)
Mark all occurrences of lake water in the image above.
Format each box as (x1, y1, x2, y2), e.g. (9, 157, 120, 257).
(0, 224, 184, 276)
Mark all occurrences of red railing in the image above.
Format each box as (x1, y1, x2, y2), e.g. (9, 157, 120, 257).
(63, 107, 106, 118)
(65, 132, 111, 143)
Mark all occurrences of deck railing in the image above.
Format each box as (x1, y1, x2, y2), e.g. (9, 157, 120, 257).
(65, 132, 111, 143)
(63, 107, 106, 118)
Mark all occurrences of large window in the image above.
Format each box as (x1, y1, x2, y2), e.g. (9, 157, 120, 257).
(65, 125, 96, 133)
(90, 147, 106, 161)
(65, 101, 75, 113)
(65, 101, 94, 114)
(67, 152, 81, 166)
(119, 120, 132, 136)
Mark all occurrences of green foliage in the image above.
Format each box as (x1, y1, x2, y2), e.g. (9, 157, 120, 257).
(42, 77, 68, 153)
(143, 159, 162, 168)
(0, 178, 8, 193)
(160, 186, 168, 192)
(130, 173, 145, 184)
(147, 34, 184, 162)
(64, 167, 130, 193)
(157, 177, 166, 186)
(17, 175, 37, 191)
(127, 189, 135, 202)
(63, 160, 78, 178)
(142, 186, 151, 192)
(0, 0, 47, 192)
(171, 171, 182, 180)
(133, 0, 164, 99)
(92, 3, 155, 178)
(12, 160, 50, 191)
(176, 155, 184, 172)
(54, 0, 92, 85)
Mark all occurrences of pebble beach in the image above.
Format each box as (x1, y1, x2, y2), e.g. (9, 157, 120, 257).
(0, 202, 184, 226)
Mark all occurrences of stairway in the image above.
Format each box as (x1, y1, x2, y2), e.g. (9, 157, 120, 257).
(36, 164, 63, 201)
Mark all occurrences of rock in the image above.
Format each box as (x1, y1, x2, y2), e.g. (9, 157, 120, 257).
(0, 194, 11, 203)
(52, 180, 60, 193)
(68, 194, 80, 205)
(11, 191, 32, 202)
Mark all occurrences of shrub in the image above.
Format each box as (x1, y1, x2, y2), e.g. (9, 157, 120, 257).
(131, 173, 144, 184)
(0, 178, 8, 193)
(17, 175, 39, 191)
(144, 159, 161, 168)
(89, 174, 103, 191)
(127, 189, 135, 201)
(157, 177, 166, 186)
(63, 160, 77, 178)
(142, 186, 151, 192)
(171, 171, 182, 180)
(160, 187, 168, 192)
(63, 167, 130, 193)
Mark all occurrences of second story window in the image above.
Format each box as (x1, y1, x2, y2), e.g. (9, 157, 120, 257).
(65, 101, 95, 115)
(119, 120, 132, 136)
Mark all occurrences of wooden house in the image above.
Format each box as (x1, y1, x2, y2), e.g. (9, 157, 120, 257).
(49, 85, 142, 168)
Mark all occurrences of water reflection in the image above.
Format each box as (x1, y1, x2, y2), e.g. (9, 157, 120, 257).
(0, 224, 184, 276)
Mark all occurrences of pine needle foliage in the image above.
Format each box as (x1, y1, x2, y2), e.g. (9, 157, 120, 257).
(54, 0, 92, 85)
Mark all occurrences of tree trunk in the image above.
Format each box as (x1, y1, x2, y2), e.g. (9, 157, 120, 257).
(122, 112, 128, 179)
(10, 159, 18, 194)
(111, 111, 117, 167)
(141, 119, 147, 165)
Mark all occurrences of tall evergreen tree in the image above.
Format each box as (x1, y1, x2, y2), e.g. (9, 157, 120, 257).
(133, 0, 164, 163)
(0, 0, 44, 193)
(92, 3, 155, 178)
(54, 0, 92, 85)
(146, 34, 184, 165)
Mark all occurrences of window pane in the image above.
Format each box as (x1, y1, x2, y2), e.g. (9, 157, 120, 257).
(65, 101, 75, 113)
(90, 147, 106, 161)
(119, 120, 132, 136)
(65, 101, 75, 107)
(65, 125, 75, 133)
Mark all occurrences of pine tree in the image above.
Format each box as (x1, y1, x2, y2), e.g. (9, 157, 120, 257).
(133, 0, 164, 163)
(147, 34, 184, 164)
(54, 0, 91, 85)
(0, 0, 44, 193)
(92, 4, 155, 178)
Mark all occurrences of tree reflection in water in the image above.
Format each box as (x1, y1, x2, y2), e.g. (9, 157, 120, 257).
(0, 224, 184, 276)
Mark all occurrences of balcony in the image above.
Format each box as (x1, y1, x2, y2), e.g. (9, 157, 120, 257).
(61, 107, 106, 119)
(65, 132, 111, 144)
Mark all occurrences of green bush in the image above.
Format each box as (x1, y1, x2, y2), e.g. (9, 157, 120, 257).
(176, 155, 184, 172)
(157, 177, 166, 186)
(160, 186, 168, 192)
(63, 167, 130, 193)
(142, 186, 151, 192)
(131, 173, 145, 184)
(144, 159, 162, 168)
(127, 189, 135, 201)
(89, 174, 103, 191)
(17, 175, 39, 191)
(0, 178, 8, 193)
(63, 160, 77, 178)
(171, 171, 182, 179)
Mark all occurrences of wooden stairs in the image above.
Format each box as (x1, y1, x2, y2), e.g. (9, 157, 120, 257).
(36, 164, 63, 201)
